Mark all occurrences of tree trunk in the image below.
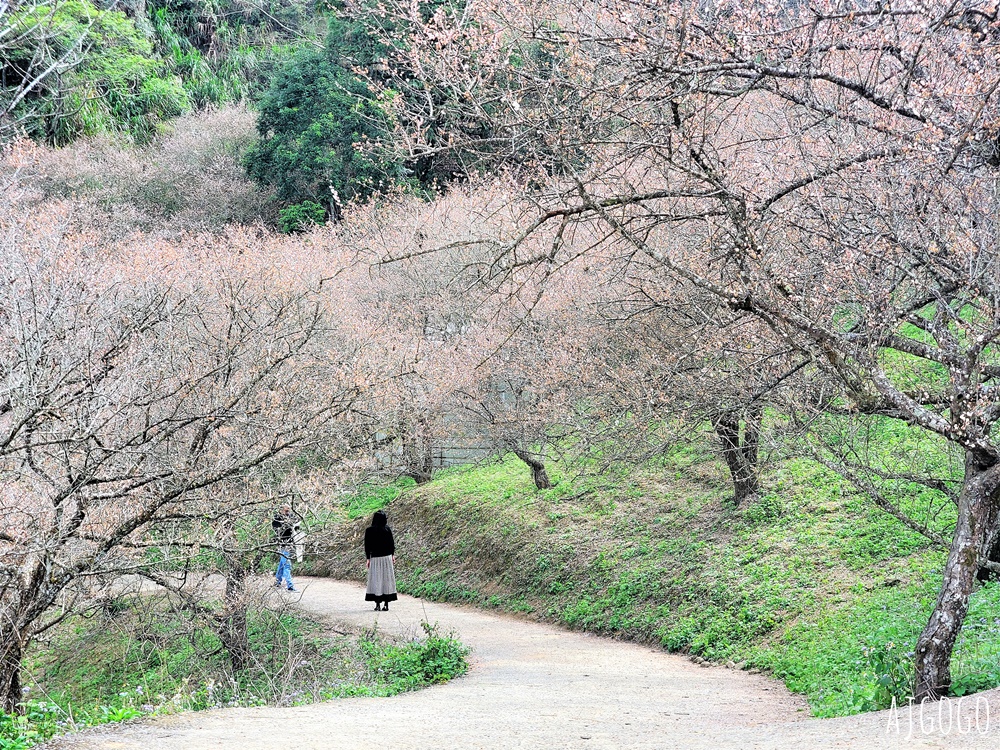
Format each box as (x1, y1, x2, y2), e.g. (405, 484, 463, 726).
(713, 407, 761, 505)
(403, 468, 433, 484)
(914, 451, 1000, 701)
(0, 627, 23, 714)
(976, 533, 1000, 582)
(220, 559, 250, 673)
(401, 416, 434, 484)
(975, 507, 1000, 582)
(512, 448, 553, 489)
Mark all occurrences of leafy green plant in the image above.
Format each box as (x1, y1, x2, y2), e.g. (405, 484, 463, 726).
(4, 0, 318, 148)
(360, 621, 469, 692)
(96, 705, 142, 723)
(5, 0, 190, 144)
(0, 699, 139, 749)
(855, 642, 914, 711)
(146, 0, 316, 107)
(0, 701, 62, 749)
(278, 201, 327, 233)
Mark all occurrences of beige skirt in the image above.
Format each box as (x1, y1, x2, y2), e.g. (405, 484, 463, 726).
(365, 555, 397, 602)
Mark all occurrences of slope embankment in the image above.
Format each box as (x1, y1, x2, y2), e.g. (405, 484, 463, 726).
(312, 453, 1000, 718)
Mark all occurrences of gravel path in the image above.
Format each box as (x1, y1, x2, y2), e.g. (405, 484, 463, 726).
(48, 577, 1000, 749)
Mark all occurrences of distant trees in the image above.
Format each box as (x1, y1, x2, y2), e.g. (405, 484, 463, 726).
(2, 0, 189, 144)
(244, 17, 407, 224)
(244, 0, 582, 224)
(343, 188, 790, 497)
(145, 0, 322, 107)
(600, 287, 797, 506)
(0, 0, 84, 142)
(365, 0, 1000, 702)
(244, 4, 491, 224)
(0, 206, 361, 712)
(452, 306, 575, 491)
(13, 106, 276, 234)
(334, 190, 594, 488)
(0, 0, 319, 146)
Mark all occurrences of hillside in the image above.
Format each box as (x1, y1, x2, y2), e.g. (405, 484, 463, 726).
(5, 0, 1000, 743)
(2, 0, 320, 145)
(317, 435, 1000, 718)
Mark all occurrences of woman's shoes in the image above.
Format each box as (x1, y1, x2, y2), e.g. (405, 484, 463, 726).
(374, 603, 382, 611)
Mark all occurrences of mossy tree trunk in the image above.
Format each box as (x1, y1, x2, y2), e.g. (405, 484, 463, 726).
(914, 451, 1000, 701)
(512, 448, 553, 489)
(712, 406, 761, 505)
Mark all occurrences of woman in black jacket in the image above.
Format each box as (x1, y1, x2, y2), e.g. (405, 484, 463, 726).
(364, 511, 397, 611)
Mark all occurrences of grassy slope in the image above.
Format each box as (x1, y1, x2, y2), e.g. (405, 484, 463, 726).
(320, 440, 1000, 718)
(6, 598, 467, 748)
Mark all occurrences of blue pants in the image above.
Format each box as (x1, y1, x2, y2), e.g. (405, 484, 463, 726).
(275, 549, 294, 589)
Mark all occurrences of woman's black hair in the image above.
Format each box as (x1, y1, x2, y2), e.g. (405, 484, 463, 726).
(372, 510, 387, 528)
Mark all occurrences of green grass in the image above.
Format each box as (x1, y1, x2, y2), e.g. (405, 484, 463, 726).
(5, 595, 467, 748)
(345, 478, 416, 520)
(319, 430, 1000, 718)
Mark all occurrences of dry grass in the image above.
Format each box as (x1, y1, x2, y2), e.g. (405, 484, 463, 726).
(11, 106, 277, 236)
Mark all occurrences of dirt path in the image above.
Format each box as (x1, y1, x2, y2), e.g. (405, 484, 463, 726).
(48, 577, 1000, 749)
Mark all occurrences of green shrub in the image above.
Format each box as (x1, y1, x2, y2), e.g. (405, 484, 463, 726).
(278, 201, 327, 233)
(5, 0, 190, 144)
(138, 76, 190, 120)
(243, 8, 515, 219)
(244, 19, 409, 219)
(3, 0, 317, 147)
(0, 701, 64, 749)
(856, 642, 913, 711)
(0, 699, 142, 749)
(360, 622, 469, 692)
(146, 0, 316, 108)
(11, 597, 469, 747)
